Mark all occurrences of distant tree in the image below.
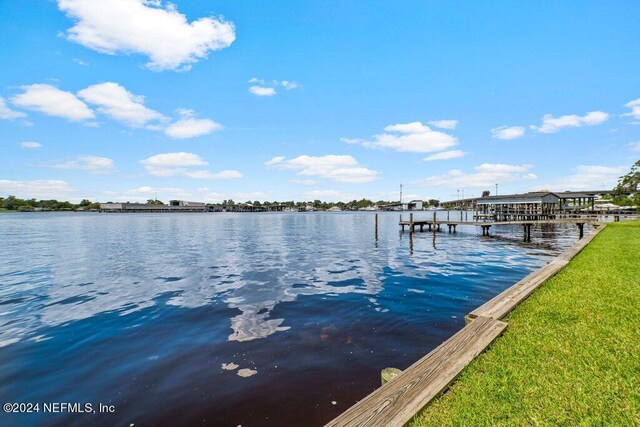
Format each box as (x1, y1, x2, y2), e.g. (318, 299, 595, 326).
(146, 199, 164, 205)
(614, 160, 640, 194)
(428, 199, 440, 207)
(613, 160, 640, 206)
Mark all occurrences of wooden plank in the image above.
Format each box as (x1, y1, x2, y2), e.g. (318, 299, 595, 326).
(467, 227, 604, 321)
(326, 316, 507, 427)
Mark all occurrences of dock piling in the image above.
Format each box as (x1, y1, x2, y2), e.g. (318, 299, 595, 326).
(375, 213, 379, 240)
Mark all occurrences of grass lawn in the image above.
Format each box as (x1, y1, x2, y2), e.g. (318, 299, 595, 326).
(411, 221, 640, 426)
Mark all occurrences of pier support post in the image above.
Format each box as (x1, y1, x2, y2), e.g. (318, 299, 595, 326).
(381, 367, 403, 385)
(375, 213, 378, 241)
(409, 213, 414, 233)
(453, 224, 457, 233)
(577, 222, 584, 239)
(420, 224, 424, 232)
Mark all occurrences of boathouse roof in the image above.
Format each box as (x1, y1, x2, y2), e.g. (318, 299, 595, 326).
(475, 192, 560, 204)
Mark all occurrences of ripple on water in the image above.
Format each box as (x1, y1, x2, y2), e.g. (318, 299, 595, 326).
(0, 212, 576, 426)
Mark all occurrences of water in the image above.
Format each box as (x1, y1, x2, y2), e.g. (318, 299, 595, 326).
(0, 211, 579, 426)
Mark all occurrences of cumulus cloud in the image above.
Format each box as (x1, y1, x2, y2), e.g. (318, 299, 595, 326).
(414, 163, 537, 188)
(623, 98, 640, 122)
(302, 190, 359, 202)
(0, 179, 76, 200)
(53, 155, 116, 174)
(0, 96, 27, 120)
(491, 126, 525, 140)
(423, 150, 466, 161)
(140, 152, 241, 180)
(164, 109, 221, 138)
(11, 84, 94, 121)
(249, 86, 277, 97)
(428, 119, 458, 130)
(20, 141, 42, 149)
(78, 82, 165, 127)
(541, 165, 627, 191)
(248, 78, 299, 96)
(343, 121, 458, 153)
(267, 154, 378, 183)
(58, 0, 235, 71)
(290, 179, 318, 186)
(530, 111, 609, 133)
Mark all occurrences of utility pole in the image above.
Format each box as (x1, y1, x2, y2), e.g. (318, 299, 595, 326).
(495, 183, 498, 196)
(400, 184, 403, 204)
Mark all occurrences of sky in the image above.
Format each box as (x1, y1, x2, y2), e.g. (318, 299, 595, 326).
(1, 0, 639, 204)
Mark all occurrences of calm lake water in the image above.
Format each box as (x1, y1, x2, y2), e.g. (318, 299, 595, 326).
(0, 211, 580, 426)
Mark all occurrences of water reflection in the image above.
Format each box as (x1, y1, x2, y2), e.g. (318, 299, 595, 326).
(0, 212, 580, 426)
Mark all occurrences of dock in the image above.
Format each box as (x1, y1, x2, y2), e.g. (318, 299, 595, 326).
(399, 216, 597, 241)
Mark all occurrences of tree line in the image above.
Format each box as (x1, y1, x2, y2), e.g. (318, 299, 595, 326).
(0, 196, 101, 212)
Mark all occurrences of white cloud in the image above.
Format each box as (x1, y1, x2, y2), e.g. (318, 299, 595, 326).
(339, 137, 363, 145)
(415, 163, 537, 188)
(542, 165, 627, 191)
(423, 150, 466, 161)
(235, 191, 268, 201)
(530, 111, 609, 133)
(290, 179, 318, 186)
(268, 154, 378, 183)
(73, 58, 89, 66)
(248, 78, 298, 96)
(302, 190, 359, 202)
(629, 141, 640, 152)
(20, 141, 42, 149)
(264, 156, 285, 166)
(53, 155, 116, 174)
(164, 109, 221, 139)
(141, 152, 208, 168)
(623, 98, 640, 121)
(281, 80, 298, 90)
(11, 84, 94, 121)
(428, 119, 458, 130)
(58, 0, 235, 71)
(0, 179, 75, 200)
(344, 121, 458, 153)
(0, 96, 27, 120)
(249, 86, 277, 96)
(182, 170, 242, 180)
(78, 82, 165, 127)
(491, 126, 525, 140)
(140, 152, 241, 180)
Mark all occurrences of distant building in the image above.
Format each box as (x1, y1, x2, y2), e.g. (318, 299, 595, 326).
(408, 200, 423, 210)
(169, 200, 205, 207)
(100, 201, 208, 212)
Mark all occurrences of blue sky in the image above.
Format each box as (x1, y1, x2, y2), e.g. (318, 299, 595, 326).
(1, 0, 639, 203)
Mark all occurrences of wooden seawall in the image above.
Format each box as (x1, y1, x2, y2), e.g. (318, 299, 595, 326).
(327, 225, 605, 427)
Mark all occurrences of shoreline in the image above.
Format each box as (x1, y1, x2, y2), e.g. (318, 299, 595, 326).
(328, 224, 606, 426)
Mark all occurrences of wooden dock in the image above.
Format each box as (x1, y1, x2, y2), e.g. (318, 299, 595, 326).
(327, 226, 605, 427)
(399, 215, 598, 241)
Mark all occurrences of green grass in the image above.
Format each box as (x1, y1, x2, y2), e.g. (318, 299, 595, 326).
(410, 221, 640, 426)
